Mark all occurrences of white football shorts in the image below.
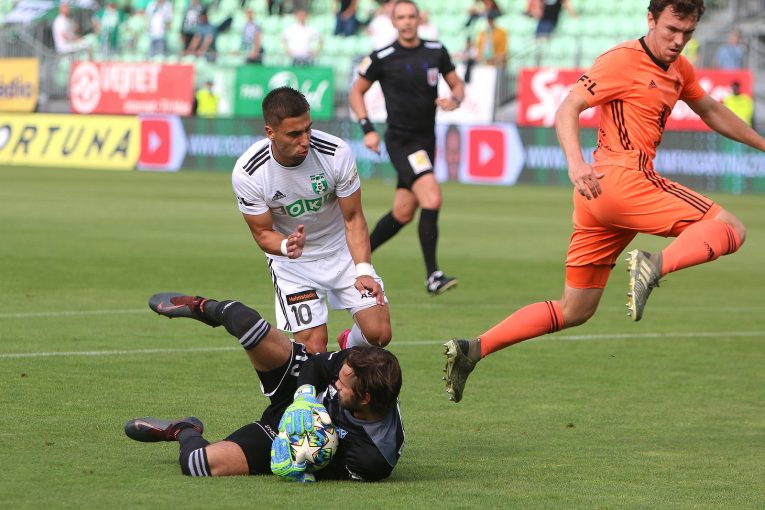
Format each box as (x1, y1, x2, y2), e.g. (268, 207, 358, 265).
(268, 250, 387, 333)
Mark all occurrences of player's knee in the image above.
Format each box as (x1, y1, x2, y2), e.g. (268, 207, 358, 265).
(363, 324, 392, 347)
(297, 335, 328, 354)
(717, 210, 746, 248)
(733, 222, 746, 248)
(392, 207, 415, 225)
(561, 301, 598, 327)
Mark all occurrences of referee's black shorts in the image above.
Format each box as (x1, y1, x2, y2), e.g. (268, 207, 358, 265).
(385, 128, 436, 189)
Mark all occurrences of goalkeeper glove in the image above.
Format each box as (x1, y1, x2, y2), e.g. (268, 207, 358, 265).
(278, 384, 330, 436)
(270, 434, 316, 483)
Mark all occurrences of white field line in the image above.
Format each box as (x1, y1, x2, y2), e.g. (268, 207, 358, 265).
(1, 331, 763, 360)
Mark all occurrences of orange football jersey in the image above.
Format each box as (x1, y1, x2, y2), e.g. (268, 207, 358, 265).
(571, 38, 705, 169)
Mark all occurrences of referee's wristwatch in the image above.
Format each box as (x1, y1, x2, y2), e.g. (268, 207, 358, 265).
(359, 117, 376, 134)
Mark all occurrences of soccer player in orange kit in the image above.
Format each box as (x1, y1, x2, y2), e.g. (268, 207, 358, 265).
(443, 0, 765, 403)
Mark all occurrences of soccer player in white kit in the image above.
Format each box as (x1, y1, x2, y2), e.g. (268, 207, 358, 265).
(232, 87, 392, 353)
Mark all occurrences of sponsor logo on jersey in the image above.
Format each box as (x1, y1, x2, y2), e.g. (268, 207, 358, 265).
(286, 290, 319, 305)
(310, 173, 329, 194)
(274, 192, 335, 217)
(272, 190, 286, 201)
(648, 80, 658, 89)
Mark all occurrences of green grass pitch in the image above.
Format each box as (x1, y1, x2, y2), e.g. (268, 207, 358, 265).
(1, 166, 764, 509)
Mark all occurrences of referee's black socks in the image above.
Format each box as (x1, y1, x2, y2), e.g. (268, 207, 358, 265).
(419, 208, 440, 276)
(370, 211, 405, 251)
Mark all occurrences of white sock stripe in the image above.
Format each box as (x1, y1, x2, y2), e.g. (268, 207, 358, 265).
(188, 451, 199, 476)
(221, 301, 239, 313)
(239, 319, 270, 349)
(189, 448, 209, 477)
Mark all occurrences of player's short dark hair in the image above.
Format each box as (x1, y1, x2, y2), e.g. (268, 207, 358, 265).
(346, 347, 402, 416)
(262, 87, 310, 127)
(392, 0, 419, 16)
(648, 0, 705, 22)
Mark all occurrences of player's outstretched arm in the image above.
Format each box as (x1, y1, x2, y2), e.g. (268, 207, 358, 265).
(687, 94, 765, 152)
(338, 190, 385, 305)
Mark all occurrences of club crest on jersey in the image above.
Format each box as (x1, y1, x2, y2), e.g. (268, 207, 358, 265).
(427, 68, 439, 87)
(310, 173, 329, 194)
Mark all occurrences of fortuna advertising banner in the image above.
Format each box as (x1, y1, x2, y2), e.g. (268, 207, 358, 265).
(0, 113, 139, 170)
(517, 67, 753, 132)
(69, 61, 195, 115)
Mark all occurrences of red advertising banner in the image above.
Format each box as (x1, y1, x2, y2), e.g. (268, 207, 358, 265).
(69, 61, 195, 115)
(517, 67, 752, 132)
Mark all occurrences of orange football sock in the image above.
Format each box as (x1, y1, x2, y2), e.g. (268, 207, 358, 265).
(479, 301, 564, 357)
(661, 220, 741, 275)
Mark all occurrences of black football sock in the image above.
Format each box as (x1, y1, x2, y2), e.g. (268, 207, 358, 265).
(419, 208, 440, 277)
(370, 211, 404, 251)
(178, 428, 211, 477)
(204, 300, 272, 351)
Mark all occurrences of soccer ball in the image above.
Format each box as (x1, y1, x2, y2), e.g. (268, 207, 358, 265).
(281, 409, 339, 472)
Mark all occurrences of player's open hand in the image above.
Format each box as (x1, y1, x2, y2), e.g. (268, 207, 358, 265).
(364, 131, 381, 154)
(569, 161, 604, 200)
(285, 224, 305, 259)
(435, 97, 460, 112)
(355, 275, 385, 306)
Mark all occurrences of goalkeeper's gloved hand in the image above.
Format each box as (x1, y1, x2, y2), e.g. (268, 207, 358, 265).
(270, 434, 316, 483)
(278, 384, 330, 436)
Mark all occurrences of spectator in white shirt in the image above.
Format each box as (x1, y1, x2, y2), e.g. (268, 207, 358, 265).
(52, 2, 92, 56)
(145, 0, 173, 57)
(281, 9, 322, 67)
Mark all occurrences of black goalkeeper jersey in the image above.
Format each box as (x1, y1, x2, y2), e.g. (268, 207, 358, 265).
(296, 351, 405, 482)
(358, 39, 456, 133)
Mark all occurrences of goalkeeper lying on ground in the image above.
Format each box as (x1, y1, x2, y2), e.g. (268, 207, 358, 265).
(124, 293, 404, 482)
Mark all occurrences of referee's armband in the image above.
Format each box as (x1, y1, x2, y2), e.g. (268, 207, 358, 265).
(358, 117, 376, 135)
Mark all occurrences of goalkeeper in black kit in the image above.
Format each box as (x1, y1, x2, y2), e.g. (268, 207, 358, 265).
(124, 292, 405, 483)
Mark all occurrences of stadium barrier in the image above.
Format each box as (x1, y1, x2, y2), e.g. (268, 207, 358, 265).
(3, 112, 765, 194)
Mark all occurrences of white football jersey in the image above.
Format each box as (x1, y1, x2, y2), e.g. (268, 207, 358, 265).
(232, 129, 361, 261)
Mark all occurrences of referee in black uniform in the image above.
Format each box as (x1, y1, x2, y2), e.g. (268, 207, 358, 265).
(349, 0, 465, 295)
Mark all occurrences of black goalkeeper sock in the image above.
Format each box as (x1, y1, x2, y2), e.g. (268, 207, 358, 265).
(418, 208, 440, 276)
(178, 428, 211, 477)
(370, 211, 405, 252)
(204, 300, 272, 350)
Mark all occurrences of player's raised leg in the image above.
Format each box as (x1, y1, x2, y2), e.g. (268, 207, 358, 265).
(443, 286, 603, 402)
(342, 304, 392, 349)
(627, 209, 745, 321)
(149, 292, 292, 372)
